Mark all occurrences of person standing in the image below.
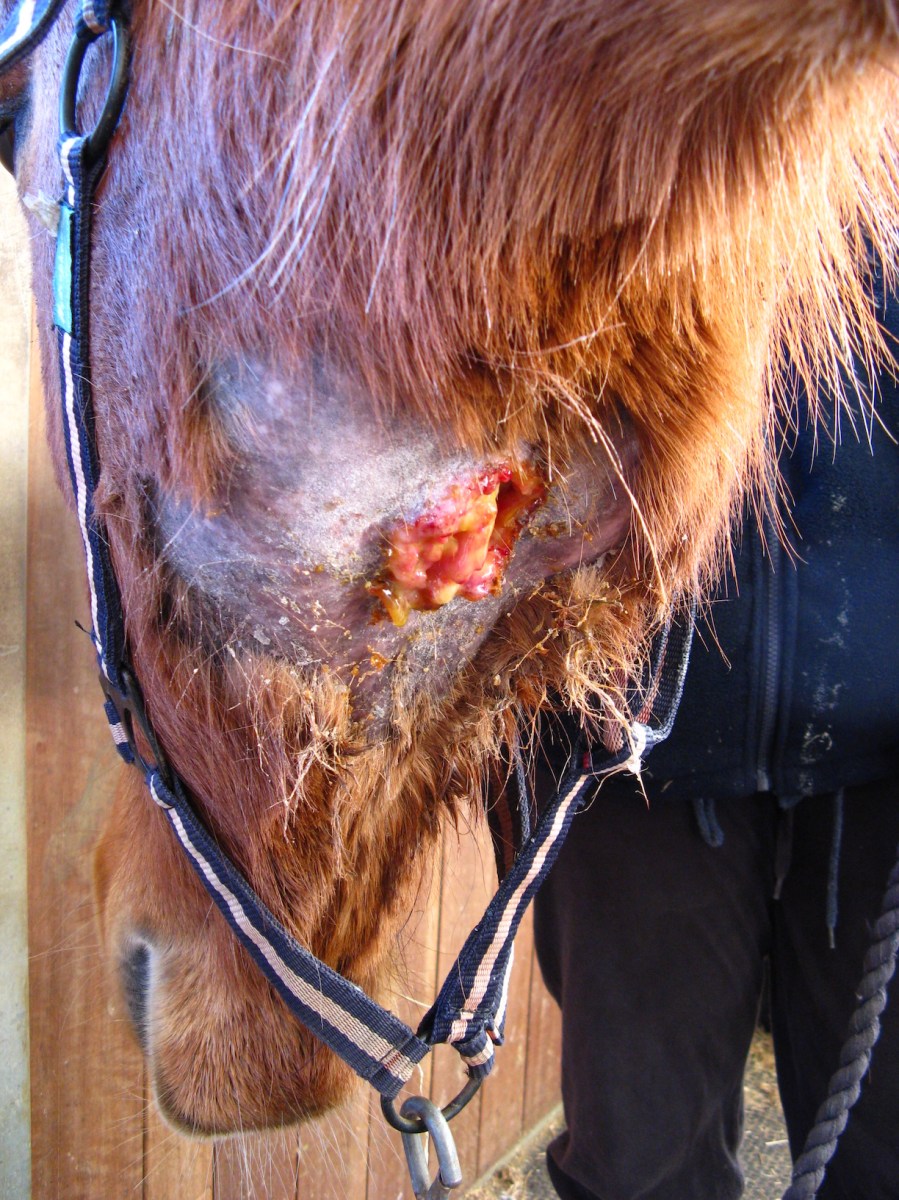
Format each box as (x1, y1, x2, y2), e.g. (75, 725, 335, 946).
(534, 290, 899, 1200)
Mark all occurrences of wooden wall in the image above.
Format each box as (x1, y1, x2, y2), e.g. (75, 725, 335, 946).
(0, 168, 32, 1200)
(4, 184, 563, 1198)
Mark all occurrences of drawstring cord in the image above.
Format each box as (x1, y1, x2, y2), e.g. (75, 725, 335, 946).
(692, 797, 724, 848)
(771, 791, 844, 948)
(773, 802, 797, 901)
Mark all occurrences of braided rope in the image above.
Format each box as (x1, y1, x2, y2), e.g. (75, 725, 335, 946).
(782, 840, 899, 1199)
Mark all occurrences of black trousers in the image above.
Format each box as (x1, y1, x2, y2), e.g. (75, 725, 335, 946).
(533, 775, 899, 1200)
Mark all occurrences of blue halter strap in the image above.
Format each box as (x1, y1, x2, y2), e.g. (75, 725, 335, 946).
(0, 0, 66, 70)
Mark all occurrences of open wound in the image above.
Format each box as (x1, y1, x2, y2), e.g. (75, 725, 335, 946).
(369, 464, 545, 626)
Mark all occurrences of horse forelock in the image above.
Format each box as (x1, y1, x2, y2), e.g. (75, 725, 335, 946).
(81, 0, 894, 577)
(109, 1, 899, 406)
(79, 3, 890, 654)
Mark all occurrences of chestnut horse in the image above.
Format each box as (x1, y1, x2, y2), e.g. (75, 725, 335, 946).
(4, 0, 899, 1144)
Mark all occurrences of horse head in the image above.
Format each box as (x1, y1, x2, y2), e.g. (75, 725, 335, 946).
(4, 0, 898, 1134)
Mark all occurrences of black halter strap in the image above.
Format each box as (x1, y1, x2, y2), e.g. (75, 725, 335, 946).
(0, 0, 67, 72)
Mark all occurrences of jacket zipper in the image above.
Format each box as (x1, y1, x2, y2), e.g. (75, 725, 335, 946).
(756, 518, 781, 793)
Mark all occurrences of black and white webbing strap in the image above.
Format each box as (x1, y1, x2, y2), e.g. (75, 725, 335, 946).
(0, 0, 64, 70)
(140, 738, 645, 1100)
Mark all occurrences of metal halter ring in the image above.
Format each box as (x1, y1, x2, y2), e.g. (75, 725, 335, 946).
(399, 1097, 463, 1200)
(59, 10, 130, 165)
(380, 1073, 483, 1135)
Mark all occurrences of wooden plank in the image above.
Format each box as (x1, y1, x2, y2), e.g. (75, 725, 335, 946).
(26, 354, 146, 1196)
(428, 819, 496, 1192)
(213, 1129, 299, 1200)
(212, 1099, 382, 1200)
(0, 172, 32, 1200)
(522, 930, 562, 1132)
(474, 906, 534, 1177)
(366, 1113, 410, 1200)
(365, 846, 443, 1200)
(144, 1097, 214, 1200)
(295, 1090, 370, 1200)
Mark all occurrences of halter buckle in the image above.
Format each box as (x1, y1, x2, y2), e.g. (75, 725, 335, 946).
(100, 666, 174, 789)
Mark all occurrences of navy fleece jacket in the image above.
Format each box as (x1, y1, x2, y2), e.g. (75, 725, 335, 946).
(643, 292, 899, 804)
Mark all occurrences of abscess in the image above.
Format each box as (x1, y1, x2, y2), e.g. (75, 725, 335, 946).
(369, 464, 545, 626)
